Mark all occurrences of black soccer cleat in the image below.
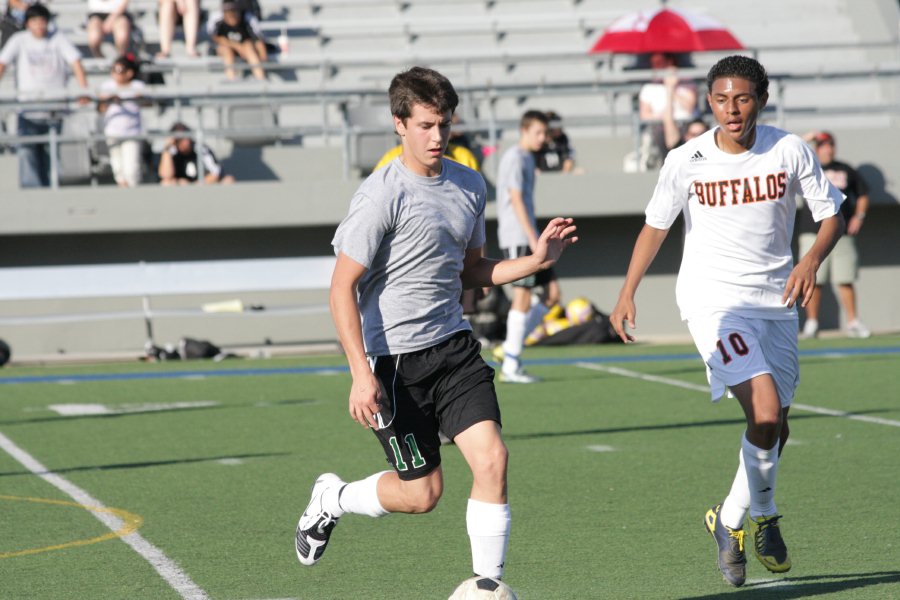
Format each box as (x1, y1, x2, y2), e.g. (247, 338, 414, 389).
(749, 513, 792, 573)
(705, 504, 746, 587)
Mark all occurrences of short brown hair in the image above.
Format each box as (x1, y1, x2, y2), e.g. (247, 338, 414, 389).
(520, 110, 549, 130)
(389, 67, 458, 122)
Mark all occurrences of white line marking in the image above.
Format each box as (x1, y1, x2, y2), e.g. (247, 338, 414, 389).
(49, 403, 113, 416)
(216, 458, 244, 466)
(745, 577, 797, 588)
(575, 362, 900, 428)
(47, 401, 218, 417)
(575, 362, 709, 393)
(791, 403, 900, 428)
(0, 431, 210, 600)
(586, 445, 617, 452)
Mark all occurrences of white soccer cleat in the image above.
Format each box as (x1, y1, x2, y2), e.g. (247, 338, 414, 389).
(295, 472, 345, 566)
(846, 319, 871, 339)
(799, 318, 818, 340)
(498, 368, 540, 384)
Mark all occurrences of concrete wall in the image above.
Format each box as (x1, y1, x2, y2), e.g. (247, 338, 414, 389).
(1, 125, 898, 359)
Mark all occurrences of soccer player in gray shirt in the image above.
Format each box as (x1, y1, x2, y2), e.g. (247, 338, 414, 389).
(494, 110, 561, 383)
(295, 67, 577, 583)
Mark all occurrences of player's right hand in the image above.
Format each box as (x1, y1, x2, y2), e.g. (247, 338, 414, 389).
(348, 372, 384, 430)
(610, 296, 637, 343)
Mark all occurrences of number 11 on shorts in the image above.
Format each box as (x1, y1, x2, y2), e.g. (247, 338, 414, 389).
(388, 433, 426, 471)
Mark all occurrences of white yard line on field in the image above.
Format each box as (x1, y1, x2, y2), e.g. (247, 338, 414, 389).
(0, 431, 211, 600)
(574, 362, 900, 428)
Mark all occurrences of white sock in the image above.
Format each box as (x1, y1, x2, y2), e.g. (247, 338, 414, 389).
(466, 499, 511, 579)
(327, 471, 390, 518)
(742, 434, 779, 518)
(523, 303, 550, 340)
(502, 310, 527, 373)
(720, 445, 751, 530)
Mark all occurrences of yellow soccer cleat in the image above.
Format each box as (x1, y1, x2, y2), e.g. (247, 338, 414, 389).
(748, 514, 792, 573)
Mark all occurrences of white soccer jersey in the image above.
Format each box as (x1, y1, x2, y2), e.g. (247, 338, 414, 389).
(645, 125, 844, 321)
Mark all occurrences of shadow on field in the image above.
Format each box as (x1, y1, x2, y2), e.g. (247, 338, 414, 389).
(0, 451, 290, 478)
(506, 406, 900, 442)
(678, 571, 900, 599)
(505, 413, 836, 441)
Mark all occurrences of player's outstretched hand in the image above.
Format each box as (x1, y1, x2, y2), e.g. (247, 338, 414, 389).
(783, 257, 818, 308)
(533, 217, 578, 270)
(348, 372, 385, 430)
(610, 295, 637, 343)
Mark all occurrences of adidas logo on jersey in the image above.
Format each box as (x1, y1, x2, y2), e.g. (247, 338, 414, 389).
(690, 150, 707, 163)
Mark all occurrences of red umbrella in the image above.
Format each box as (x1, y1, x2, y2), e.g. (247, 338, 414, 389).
(590, 7, 744, 54)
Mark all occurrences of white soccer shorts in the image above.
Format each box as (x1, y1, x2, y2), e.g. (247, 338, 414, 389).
(686, 313, 799, 407)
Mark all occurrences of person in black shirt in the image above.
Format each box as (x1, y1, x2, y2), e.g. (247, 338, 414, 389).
(534, 111, 576, 173)
(209, 0, 266, 81)
(797, 131, 871, 338)
(158, 122, 234, 185)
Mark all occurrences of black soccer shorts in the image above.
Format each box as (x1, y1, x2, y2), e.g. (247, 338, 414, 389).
(370, 331, 501, 481)
(501, 245, 557, 289)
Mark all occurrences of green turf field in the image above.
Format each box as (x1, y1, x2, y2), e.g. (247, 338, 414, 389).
(1, 335, 898, 599)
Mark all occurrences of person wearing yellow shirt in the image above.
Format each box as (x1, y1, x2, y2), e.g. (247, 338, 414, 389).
(374, 142, 480, 172)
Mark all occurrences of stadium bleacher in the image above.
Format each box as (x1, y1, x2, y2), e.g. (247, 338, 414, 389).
(0, 0, 898, 358)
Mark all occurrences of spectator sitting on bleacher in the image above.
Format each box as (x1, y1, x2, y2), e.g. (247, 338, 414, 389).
(534, 110, 579, 174)
(447, 113, 483, 167)
(0, 0, 37, 49)
(374, 142, 479, 172)
(207, 0, 266, 81)
(86, 0, 133, 58)
(158, 122, 234, 185)
(638, 52, 698, 169)
(98, 54, 146, 187)
(156, 0, 199, 58)
(0, 3, 89, 188)
(661, 72, 709, 154)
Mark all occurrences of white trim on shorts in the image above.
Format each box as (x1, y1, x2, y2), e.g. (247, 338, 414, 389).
(370, 355, 401, 430)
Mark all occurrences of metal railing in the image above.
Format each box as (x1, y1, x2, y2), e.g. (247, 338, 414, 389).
(1, 60, 898, 187)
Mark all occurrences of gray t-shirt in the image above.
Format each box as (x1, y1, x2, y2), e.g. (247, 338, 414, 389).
(0, 30, 81, 100)
(496, 145, 536, 249)
(332, 157, 487, 356)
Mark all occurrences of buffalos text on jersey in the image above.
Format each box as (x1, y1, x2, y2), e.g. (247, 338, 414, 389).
(693, 172, 787, 207)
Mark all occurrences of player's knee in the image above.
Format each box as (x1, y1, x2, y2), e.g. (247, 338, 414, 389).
(750, 415, 781, 447)
(399, 472, 443, 513)
(409, 491, 440, 513)
(470, 441, 509, 483)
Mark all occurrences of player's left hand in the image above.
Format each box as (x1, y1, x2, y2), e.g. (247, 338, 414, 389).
(783, 259, 818, 308)
(532, 217, 578, 269)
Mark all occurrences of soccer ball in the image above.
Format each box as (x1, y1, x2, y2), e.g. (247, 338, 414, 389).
(565, 297, 594, 325)
(448, 576, 518, 600)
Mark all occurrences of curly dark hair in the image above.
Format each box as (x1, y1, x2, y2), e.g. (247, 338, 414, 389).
(389, 66, 458, 122)
(706, 55, 769, 98)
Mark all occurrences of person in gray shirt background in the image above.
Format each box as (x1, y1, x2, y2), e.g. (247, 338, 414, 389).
(493, 110, 562, 383)
(0, 3, 88, 187)
(294, 66, 577, 584)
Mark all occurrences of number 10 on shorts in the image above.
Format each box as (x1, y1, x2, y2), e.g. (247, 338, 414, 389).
(716, 332, 749, 365)
(388, 433, 426, 471)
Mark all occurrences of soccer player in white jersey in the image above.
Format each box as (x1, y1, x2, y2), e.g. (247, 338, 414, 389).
(610, 56, 844, 587)
(294, 66, 577, 582)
